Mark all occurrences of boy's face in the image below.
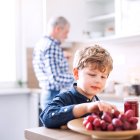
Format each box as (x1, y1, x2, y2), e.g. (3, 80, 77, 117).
(73, 64, 109, 99)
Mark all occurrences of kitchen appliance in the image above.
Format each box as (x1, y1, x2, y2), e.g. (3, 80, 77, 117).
(132, 85, 140, 96)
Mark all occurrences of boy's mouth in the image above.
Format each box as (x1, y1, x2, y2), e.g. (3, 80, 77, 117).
(91, 86, 100, 90)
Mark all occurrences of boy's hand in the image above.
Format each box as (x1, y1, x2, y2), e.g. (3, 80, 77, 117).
(87, 101, 117, 113)
(73, 101, 117, 118)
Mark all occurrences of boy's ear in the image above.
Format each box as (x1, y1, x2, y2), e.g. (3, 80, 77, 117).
(73, 68, 79, 80)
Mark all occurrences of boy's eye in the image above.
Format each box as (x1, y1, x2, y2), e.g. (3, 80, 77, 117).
(88, 74, 96, 76)
(88, 73, 108, 79)
(101, 76, 107, 79)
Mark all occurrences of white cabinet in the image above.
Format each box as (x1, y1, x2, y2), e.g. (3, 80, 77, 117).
(43, 0, 140, 42)
(85, 0, 116, 38)
(0, 89, 39, 140)
(84, 0, 140, 40)
(121, 0, 140, 35)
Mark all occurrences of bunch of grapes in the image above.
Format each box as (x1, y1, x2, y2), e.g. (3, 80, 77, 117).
(83, 109, 138, 131)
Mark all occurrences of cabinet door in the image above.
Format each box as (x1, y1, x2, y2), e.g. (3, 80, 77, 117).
(85, 0, 115, 38)
(121, 0, 140, 35)
(44, 0, 86, 41)
(0, 93, 39, 140)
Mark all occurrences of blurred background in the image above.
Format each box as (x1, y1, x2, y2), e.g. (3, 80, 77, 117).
(1, 0, 140, 140)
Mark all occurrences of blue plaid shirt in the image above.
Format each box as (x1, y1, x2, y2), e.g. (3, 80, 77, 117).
(33, 36, 74, 90)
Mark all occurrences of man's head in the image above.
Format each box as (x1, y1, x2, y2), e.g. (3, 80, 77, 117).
(47, 16, 70, 43)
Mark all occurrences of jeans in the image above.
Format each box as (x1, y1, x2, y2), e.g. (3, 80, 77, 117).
(40, 89, 60, 110)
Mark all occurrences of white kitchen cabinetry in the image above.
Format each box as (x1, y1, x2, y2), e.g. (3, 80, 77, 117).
(84, 0, 140, 40)
(44, 0, 140, 42)
(0, 89, 39, 140)
(85, 0, 116, 38)
(121, 0, 140, 36)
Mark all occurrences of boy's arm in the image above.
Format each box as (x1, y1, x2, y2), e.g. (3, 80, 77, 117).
(40, 104, 75, 128)
(39, 93, 77, 128)
(72, 103, 89, 117)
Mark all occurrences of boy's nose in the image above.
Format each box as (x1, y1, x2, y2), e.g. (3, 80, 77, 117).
(95, 77, 102, 83)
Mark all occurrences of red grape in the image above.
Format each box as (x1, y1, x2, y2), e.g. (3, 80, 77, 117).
(118, 114, 127, 122)
(107, 123, 114, 131)
(84, 115, 94, 122)
(123, 121, 131, 130)
(101, 112, 112, 123)
(112, 118, 123, 127)
(100, 120, 107, 130)
(113, 110, 120, 118)
(93, 118, 101, 127)
(85, 122, 93, 130)
(83, 119, 89, 126)
(83, 109, 138, 131)
(125, 109, 134, 119)
(129, 117, 138, 124)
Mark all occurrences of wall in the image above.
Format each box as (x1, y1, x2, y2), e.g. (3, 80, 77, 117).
(107, 44, 140, 84)
(20, 0, 140, 87)
(17, 0, 43, 83)
(45, 0, 87, 41)
(71, 40, 140, 85)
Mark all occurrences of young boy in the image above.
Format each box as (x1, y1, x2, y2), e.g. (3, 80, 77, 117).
(40, 44, 117, 128)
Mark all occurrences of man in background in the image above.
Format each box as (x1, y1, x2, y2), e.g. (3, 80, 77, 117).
(33, 16, 74, 111)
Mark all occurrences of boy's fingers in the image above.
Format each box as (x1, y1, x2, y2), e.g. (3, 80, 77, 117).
(97, 101, 117, 113)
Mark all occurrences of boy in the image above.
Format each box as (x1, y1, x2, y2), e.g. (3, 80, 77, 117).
(40, 45, 117, 128)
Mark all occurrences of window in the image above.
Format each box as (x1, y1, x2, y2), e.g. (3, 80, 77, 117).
(0, 1, 16, 83)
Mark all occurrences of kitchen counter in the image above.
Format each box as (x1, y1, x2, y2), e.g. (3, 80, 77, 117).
(24, 127, 140, 140)
(0, 88, 40, 140)
(0, 88, 41, 95)
(98, 93, 124, 101)
(98, 93, 140, 102)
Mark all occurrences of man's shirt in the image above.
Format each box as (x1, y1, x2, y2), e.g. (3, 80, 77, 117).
(40, 83, 100, 128)
(33, 36, 74, 90)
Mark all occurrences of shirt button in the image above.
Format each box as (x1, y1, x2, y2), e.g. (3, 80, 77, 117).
(64, 108, 68, 112)
(87, 99, 90, 102)
(52, 112, 55, 116)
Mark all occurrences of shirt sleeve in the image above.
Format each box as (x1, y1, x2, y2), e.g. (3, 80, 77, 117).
(40, 95, 75, 128)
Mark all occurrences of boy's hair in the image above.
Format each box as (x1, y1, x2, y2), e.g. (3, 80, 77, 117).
(73, 45, 113, 73)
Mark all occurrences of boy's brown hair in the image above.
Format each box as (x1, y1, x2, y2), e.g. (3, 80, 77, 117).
(73, 44, 113, 74)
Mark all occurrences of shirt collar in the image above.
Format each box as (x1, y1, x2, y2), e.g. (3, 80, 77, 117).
(70, 83, 100, 102)
(44, 35, 61, 45)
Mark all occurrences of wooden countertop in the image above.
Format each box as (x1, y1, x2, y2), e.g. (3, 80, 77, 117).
(25, 127, 92, 140)
(25, 127, 140, 140)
